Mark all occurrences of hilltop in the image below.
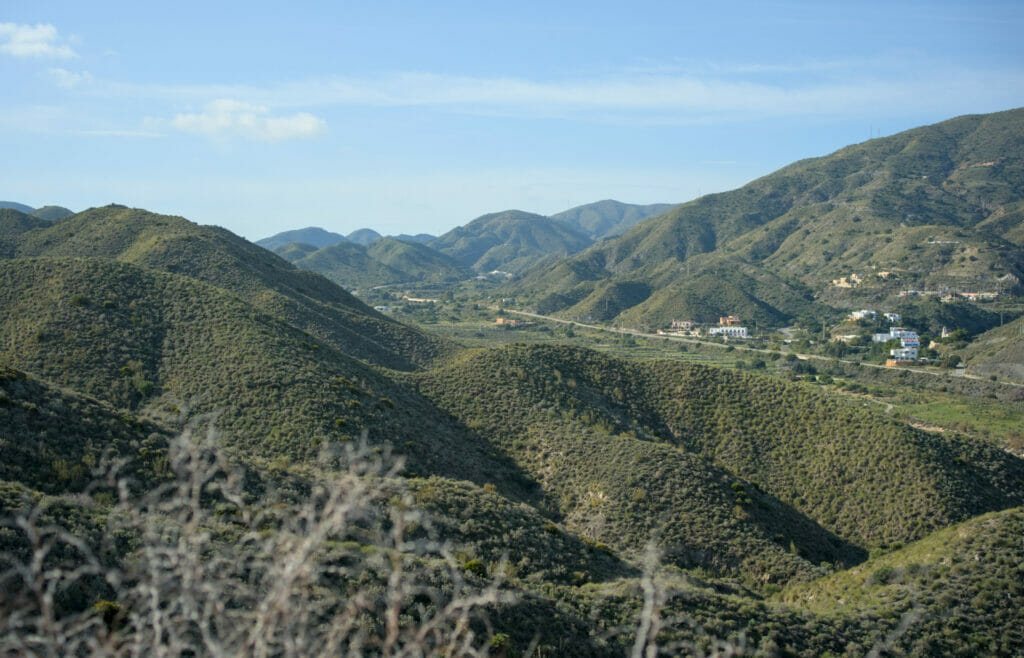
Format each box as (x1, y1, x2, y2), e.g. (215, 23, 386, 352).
(255, 226, 347, 250)
(347, 227, 383, 245)
(552, 199, 677, 240)
(431, 209, 592, 274)
(0, 201, 35, 214)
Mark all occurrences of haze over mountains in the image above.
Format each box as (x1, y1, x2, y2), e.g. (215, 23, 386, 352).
(0, 201, 74, 222)
(3, 108, 1024, 654)
(262, 200, 677, 287)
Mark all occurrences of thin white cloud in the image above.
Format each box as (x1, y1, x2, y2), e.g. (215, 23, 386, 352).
(78, 128, 164, 138)
(49, 68, 93, 88)
(169, 99, 325, 141)
(125, 69, 1022, 123)
(0, 23, 76, 58)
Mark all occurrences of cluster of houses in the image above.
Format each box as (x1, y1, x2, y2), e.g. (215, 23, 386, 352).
(658, 315, 750, 339)
(874, 327, 921, 364)
(494, 317, 535, 328)
(848, 309, 902, 323)
(899, 289, 999, 300)
(846, 309, 921, 364)
(830, 271, 895, 288)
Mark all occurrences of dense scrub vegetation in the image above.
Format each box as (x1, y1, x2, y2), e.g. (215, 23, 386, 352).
(2, 161, 1023, 652)
(417, 344, 1024, 555)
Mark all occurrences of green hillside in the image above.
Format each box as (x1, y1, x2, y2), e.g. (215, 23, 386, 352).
(256, 226, 347, 250)
(551, 199, 677, 240)
(781, 507, 1024, 655)
(961, 319, 1024, 381)
(4, 205, 451, 370)
(291, 240, 410, 289)
(285, 237, 470, 290)
(391, 232, 435, 244)
(0, 364, 171, 496)
(367, 237, 471, 282)
(0, 258, 540, 497)
(0, 209, 50, 258)
(0, 201, 34, 213)
(271, 240, 318, 261)
(416, 345, 1024, 554)
(513, 108, 1024, 326)
(431, 209, 593, 274)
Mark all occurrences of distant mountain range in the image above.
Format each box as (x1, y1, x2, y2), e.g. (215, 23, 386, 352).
(260, 200, 677, 288)
(255, 226, 347, 250)
(276, 237, 470, 290)
(0, 201, 74, 221)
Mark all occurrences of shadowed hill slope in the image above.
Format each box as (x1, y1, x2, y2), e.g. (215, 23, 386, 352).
(0, 364, 171, 496)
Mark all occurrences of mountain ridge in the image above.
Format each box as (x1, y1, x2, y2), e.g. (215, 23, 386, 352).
(510, 108, 1024, 327)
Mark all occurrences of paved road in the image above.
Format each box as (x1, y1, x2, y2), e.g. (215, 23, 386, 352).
(500, 308, 1024, 389)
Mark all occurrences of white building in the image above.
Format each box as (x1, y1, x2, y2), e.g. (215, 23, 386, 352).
(873, 327, 918, 343)
(884, 312, 902, 323)
(890, 346, 918, 361)
(850, 309, 877, 321)
(708, 326, 749, 338)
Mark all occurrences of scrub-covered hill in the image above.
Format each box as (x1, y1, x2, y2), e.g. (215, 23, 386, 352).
(4, 205, 452, 370)
(432, 209, 592, 274)
(512, 108, 1024, 326)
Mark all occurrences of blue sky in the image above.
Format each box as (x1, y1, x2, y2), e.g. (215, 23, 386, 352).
(2, 1, 1023, 240)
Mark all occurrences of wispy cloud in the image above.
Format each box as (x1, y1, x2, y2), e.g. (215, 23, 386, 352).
(0, 23, 76, 58)
(78, 128, 164, 138)
(168, 99, 326, 141)
(49, 68, 93, 88)
(107, 68, 1022, 124)
(262, 70, 1024, 122)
